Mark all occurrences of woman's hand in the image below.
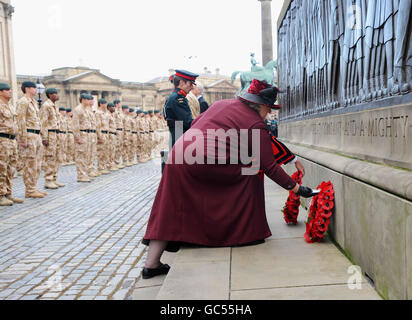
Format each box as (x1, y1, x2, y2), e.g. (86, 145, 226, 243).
(292, 184, 300, 194)
(295, 159, 305, 177)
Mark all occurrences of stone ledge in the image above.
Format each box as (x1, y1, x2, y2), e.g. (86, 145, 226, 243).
(283, 142, 412, 201)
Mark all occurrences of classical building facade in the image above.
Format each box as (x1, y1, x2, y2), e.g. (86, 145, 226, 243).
(0, 0, 17, 101)
(17, 67, 240, 111)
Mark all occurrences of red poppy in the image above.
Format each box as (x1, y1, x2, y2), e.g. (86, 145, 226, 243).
(248, 79, 271, 95)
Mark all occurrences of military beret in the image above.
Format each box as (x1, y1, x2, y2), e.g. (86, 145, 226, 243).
(46, 88, 58, 96)
(144, 111, 149, 115)
(98, 99, 107, 105)
(66, 108, 72, 113)
(136, 110, 143, 114)
(113, 100, 121, 104)
(22, 81, 37, 89)
(129, 108, 135, 113)
(148, 110, 153, 114)
(80, 93, 89, 100)
(107, 103, 115, 108)
(59, 107, 66, 112)
(154, 110, 160, 114)
(86, 94, 94, 100)
(0, 83, 11, 91)
(122, 105, 129, 109)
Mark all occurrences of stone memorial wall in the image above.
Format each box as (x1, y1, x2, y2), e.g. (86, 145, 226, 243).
(277, 0, 412, 300)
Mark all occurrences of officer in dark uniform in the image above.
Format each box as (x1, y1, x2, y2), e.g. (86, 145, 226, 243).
(164, 70, 199, 147)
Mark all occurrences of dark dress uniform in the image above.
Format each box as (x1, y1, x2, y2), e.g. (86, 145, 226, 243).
(164, 70, 199, 147)
(164, 88, 193, 146)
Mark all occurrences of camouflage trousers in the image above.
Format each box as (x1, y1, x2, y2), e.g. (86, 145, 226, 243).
(66, 133, 75, 163)
(122, 132, 131, 164)
(127, 134, 136, 163)
(75, 132, 90, 180)
(137, 133, 145, 162)
(132, 133, 138, 162)
(43, 132, 58, 182)
(153, 131, 162, 157)
(22, 133, 43, 194)
(0, 137, 17, 196)
(108, 133, 116, 168)
(88, 133, 97, 175)
(115, 131, 123, 165)
(97, 134, 109, 171)
(58, 133, 67, 165)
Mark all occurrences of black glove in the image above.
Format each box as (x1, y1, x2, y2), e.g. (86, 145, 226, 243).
(297, 186, 319, 198)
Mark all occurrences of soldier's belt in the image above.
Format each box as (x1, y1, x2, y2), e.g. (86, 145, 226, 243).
(116, 128, 123, 131)
(90, 130, 97, 134)
(139, 132, 145, 134)
(101, 131, 109, 134)
(48, 129, 59, 133)
(80, 129, 90, 133)
(132, 132, 138, 134)
(68, 131, 74, 134)
(27, 129, 41, 135)
(59, 131, 67, 134)
(125, 130, 131, 132)
(0, 133, 16, 140)
(149, 131, 154, 133)
(110, 132, 117, 135)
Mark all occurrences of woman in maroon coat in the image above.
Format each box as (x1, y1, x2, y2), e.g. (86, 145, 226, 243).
(142, 80, 317, 279)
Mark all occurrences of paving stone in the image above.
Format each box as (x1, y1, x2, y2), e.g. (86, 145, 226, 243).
(0, 161, 161, 300)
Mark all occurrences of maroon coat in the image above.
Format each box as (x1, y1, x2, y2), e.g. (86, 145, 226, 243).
(143, 99, 297, 250)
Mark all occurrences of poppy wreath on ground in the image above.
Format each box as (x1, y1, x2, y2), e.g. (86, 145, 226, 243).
(282, 171, 303, 225)
(304, 181, 335, 243)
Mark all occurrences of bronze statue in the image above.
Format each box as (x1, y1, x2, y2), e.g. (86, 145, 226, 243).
(394, 0, 412, 93)
(277, 0, 411, 121)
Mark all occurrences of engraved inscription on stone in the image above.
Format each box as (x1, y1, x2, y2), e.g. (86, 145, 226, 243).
(280, 105, 411, 169)
(312, 116, 409, 139)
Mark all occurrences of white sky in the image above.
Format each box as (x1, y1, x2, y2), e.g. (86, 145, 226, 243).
(11, 0, 283, 83)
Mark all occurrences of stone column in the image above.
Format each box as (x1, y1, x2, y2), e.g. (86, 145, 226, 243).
(0, 1, 17, 103)
(259, 0, 274, 66)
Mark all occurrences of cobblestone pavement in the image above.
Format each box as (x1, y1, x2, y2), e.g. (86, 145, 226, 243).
(0, 159, 162, 300)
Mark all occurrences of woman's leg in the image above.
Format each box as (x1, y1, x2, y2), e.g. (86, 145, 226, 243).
(145, 240, 168, 268)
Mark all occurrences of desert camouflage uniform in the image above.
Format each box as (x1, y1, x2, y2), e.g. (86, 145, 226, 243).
(95, 109, 110, 173)
(66, 115, 75, 164)
(87, 109, 98, 176)
(107, 111, 117, 170)
(72, 104, 91, 181)
(113, 110, 124, 167)
(16, 96, 43, 195)
(0, 99, 18, 197)
(39, 99, 59, 183)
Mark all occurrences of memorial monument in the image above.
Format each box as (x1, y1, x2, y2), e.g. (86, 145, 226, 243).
(277, 0, 412, 300)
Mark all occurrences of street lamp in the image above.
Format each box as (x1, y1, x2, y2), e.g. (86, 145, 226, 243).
(36, 78, 45, 107)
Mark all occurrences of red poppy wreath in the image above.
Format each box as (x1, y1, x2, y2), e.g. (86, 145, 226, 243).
(282, 171, 303, 225)
(282, 172, 335, 243)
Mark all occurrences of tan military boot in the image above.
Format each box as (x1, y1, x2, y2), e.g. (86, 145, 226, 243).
(54, 181, 66, 188)
(45, 181, 59, 189)
(0, 196, 14, 206)
(25, 191, 45, 199)
(100, 170, 111, 175)
(77, 178, 92, 183)
(6, 195, 24, 204)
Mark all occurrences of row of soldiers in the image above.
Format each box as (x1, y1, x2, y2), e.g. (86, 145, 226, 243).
(0, 81, 168, 206)
(71, 93, 168, 183)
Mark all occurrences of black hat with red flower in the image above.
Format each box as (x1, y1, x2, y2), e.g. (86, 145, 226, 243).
(239, 79, 282, 109)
